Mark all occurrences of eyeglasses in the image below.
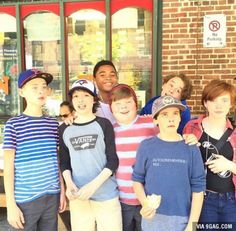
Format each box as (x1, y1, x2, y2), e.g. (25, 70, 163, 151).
(59, 113, 70, 118)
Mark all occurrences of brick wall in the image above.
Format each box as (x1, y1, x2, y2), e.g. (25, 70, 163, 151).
(162, 0, 236, 116)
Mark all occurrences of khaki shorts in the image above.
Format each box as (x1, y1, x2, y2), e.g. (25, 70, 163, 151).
(70, 197, 122, 231)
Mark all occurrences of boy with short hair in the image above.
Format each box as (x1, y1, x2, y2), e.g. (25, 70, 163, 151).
(59, 79, 122, 231)
(109, 84, 157, 231)
(93, 60, 118, 124)
(3, 69, 66, 231)
(133, 95, 206, 231)
(140, 73, 193, 134)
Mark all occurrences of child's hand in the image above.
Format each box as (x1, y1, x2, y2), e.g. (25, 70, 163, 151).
(66, 183, 79, 200)
(7, 204, 25, 229)
(183, 134, 200, 146)
(76, 182, 97, 200)
(59, 191, 67, 213)
(140, 206, 156, 219)
(63, 113, 77, 125)
(140, 194, 161, 219)
(205, 154, 234, 173)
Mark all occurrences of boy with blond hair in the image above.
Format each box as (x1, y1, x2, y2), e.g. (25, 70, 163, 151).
(3, 69, 66, 231)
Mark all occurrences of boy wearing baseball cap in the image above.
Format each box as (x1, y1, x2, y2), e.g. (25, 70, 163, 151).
(132, 95, 206, 231)
(59, 79, 122, 231)
(3, 69, 66, 230)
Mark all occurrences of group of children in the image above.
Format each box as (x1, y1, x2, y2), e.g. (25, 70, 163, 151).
(2, 61, 236, 231)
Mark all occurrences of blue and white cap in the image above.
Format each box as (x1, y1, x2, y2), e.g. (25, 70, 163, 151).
(69, 79, 97, 96)
(152, 95, 186, 118)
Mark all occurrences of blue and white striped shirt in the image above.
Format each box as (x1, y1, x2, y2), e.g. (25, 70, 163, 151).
(3, 114, 60, 203)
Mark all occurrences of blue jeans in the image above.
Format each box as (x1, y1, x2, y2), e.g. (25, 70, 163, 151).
(120, 202, 142, 231)
(198, 191, 236, 231)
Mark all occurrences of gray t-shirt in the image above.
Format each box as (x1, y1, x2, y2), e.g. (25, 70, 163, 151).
(59, 116, 119, 201)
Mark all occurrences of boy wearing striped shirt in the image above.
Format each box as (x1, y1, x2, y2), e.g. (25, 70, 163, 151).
(109, 84, 157, 231)
(3, 69, 66, 231)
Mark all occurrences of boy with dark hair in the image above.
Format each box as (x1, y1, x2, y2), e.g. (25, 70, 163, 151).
(59, 101, 74, 122)
(133, 95, 205, 231)
(3, 69, 66, 230)
(93, 60, 118, 124)
(140, 73, 193, 134)
(59, 79, 122, 231)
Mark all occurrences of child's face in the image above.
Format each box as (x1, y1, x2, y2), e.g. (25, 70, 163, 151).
(161, 77, 184, 100)
(204, 93, 232, 119)
(59, 105, 73, 121)
(19, 78, 48, 106)
(111, 96, 137, 124)
(72, 90, 94, 115)
(154, 107, 181, 133)
(95, 65, 118, 93)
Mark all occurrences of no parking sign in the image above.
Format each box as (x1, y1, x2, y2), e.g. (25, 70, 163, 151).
(203, 14, 226, 47)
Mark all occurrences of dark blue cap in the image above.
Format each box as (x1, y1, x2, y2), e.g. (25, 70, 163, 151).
(18, 69, 53, 88)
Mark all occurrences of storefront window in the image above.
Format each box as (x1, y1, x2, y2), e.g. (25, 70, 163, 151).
(24, 11, 62, 116)
(112, 8, 152, 108)
(67, 9, 106, 85)
(0, 13, 18, 119)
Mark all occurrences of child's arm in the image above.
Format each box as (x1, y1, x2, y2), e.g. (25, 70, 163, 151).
(133, 182, 156, 219)
(4, 150, 25, 229)
(62, 170, 79, 200)
(75, 118, 119, 200)
(185, 191, 204, 231)
(58, 170, 67, 212)
(77, 168, 112, 200)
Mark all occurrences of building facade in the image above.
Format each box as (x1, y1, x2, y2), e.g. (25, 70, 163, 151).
(0, 0, 235, 145)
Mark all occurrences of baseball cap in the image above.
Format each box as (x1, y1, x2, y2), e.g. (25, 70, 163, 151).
(18, 69, 53, 88)
(69, 79, 97, 96)
(152, 95, 187, 118)
(109, 84, 138, 108)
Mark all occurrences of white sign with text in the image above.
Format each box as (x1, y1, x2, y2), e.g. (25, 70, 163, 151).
(203, 14, 226, 48)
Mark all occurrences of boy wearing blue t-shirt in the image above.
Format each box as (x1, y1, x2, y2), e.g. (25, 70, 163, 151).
(133, 95, 205, 231)
(140, 73, 192, 134)
(3, 69, 66, 231)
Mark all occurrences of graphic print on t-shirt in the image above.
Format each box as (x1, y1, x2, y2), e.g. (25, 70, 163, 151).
(70, 134, 98, 151)
(202, 139, 231, 178)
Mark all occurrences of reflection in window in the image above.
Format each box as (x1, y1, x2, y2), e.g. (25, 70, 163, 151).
(67, 9, 106, 85)
(24, 11, 62, 116)
(0, 13, 18, 118)
(112, 8, 152, 108)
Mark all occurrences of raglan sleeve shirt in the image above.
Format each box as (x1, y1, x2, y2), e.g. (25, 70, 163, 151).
(97, 117, 119, 173)
(59, 123, 72, 173)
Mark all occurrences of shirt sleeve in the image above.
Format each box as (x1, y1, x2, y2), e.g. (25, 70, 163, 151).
(58, 124, 72, 173)
(140, 97, 157, 115)
(97, 117, 119, 173)
(132, 141, 147, 183)
(178, 104, 191, 135)
(190, 146, 206, 192)
(2, 120, 16, 150)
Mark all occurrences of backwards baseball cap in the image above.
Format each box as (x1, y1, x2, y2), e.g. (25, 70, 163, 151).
(69, 79, 97, 96)
(18, 69, 53, 88)
(109, 84, 138, 108)
(152, 95, 187, 118)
